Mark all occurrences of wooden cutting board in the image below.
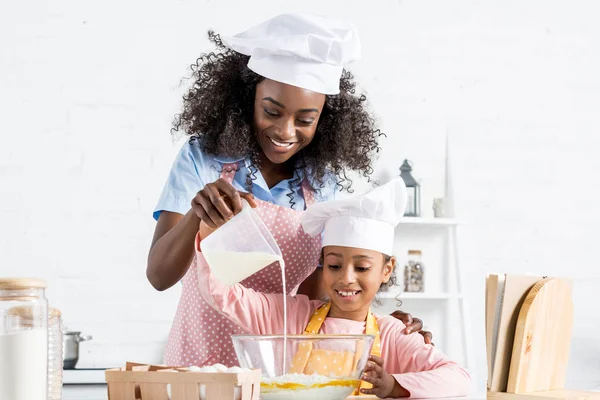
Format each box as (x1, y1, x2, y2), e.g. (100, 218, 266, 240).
(486, 274, 544, 392)
(506, 278, 573, 394)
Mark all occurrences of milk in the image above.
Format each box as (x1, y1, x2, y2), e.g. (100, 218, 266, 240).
(281, 259, 287, 372)
(204, 250, 284, 286)
(205, 249, 288, 372)
(205, 249, 289, 359)
(0, 329, 48, 400)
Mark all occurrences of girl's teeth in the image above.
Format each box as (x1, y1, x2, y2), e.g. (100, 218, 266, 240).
(339, 291, 358, 297)
(269, 137, 294, 147)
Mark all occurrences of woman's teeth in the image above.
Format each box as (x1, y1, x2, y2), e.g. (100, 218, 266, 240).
(269, 137, 295, 148)
(337, 290, 359, 297)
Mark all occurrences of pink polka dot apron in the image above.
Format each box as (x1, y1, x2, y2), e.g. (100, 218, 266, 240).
(164, 163, 322, 366)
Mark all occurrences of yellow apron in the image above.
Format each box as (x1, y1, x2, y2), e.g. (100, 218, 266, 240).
(288, 302, 381, 396)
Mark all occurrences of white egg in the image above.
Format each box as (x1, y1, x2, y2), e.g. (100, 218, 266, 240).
(187, 366, 202, 372)
(199, 366, 217, 373)
(212, 363, 228, 373)
(227, 366, 243, 373)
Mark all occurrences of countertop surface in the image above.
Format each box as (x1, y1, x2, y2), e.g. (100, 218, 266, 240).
(62, 384, 485, 400)
(63, 385, 108, 400)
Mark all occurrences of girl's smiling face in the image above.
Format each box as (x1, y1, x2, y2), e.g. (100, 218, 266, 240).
(321, 246, 395, 321)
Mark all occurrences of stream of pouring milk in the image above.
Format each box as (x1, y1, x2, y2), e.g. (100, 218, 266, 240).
(206, 250, 288, 371)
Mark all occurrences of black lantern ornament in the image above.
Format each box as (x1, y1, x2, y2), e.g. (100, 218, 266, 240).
(399, 159, 420, 217)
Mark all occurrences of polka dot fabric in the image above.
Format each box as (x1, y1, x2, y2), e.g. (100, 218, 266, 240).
(163, 163, 322, 367)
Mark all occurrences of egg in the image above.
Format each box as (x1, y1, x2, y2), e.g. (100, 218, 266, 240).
(212, 363, 228, 373)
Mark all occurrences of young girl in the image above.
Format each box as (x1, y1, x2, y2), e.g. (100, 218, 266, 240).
(196, 177, 471, 398)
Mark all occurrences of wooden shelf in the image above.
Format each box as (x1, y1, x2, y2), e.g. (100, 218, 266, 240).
(378, 292, 462, 300)
(398, 217, 462, 226)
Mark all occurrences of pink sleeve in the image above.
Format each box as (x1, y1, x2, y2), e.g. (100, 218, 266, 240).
(194, 232, 314, 335)
(380, 316, 472, 398)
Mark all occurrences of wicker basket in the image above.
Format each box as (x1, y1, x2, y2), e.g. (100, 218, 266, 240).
(105, 362, 261, 400)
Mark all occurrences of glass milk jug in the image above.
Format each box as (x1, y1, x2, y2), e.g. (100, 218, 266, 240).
(0, 278, 49, 400)
(200, 199, 283, 285)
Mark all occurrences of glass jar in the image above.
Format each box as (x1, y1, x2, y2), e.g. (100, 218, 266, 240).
(0, 278, 48, 400)
(404, 250, 425, 292)
(48, 307, 63, 400)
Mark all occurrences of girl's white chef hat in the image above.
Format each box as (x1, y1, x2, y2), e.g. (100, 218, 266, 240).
(301, 178, 408, 256)
(222, 13, 361, 95)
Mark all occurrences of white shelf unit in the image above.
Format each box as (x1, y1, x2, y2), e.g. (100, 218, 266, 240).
(379, 291, 462, 300)
(379, 217, 475, 379)
(398, 217, 463, 227)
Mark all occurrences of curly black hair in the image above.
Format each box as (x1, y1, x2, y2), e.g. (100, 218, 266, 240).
(172, 31, 384, 198)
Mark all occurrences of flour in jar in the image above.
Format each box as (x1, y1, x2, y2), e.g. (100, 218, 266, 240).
(0, 329, 48, 400)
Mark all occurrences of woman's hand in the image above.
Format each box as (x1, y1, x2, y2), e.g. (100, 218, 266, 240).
(390, 310, 434, 345)
(360, 355, 408, 398)
(191, 178, 257, 228)
(199, 220, 216, 239)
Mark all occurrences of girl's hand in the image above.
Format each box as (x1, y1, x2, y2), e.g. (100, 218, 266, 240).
(360, 355, 407, 398)
(191, 178, 257, 228)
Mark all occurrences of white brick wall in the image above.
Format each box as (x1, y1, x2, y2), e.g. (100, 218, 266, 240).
(2, 0, 600, 392)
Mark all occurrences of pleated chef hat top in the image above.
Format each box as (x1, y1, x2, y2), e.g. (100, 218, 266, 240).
(301, 178, 408, 255)
(221, 13, 361, 95)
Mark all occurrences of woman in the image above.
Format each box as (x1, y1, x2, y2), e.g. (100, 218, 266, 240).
(147, 13, 430, 367)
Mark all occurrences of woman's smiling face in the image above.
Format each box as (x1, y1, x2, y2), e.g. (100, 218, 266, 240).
(253, 79, 326, 164)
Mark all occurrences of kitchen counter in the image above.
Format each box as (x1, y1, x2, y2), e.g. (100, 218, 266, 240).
(63, 385, 108, 400)
(62, 384, 485, 400)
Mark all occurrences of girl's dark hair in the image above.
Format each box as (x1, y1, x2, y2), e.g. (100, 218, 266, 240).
(375, 254, 397, 307)
(172, 31, 384, 199)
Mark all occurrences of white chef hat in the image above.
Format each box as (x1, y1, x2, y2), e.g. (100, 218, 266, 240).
(221, 13, 361, 95)
(301, 178, 407, 256)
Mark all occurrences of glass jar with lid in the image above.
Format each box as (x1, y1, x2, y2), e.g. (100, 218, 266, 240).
(0, 277, 48, 400)
(403, 250, 425, 292)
